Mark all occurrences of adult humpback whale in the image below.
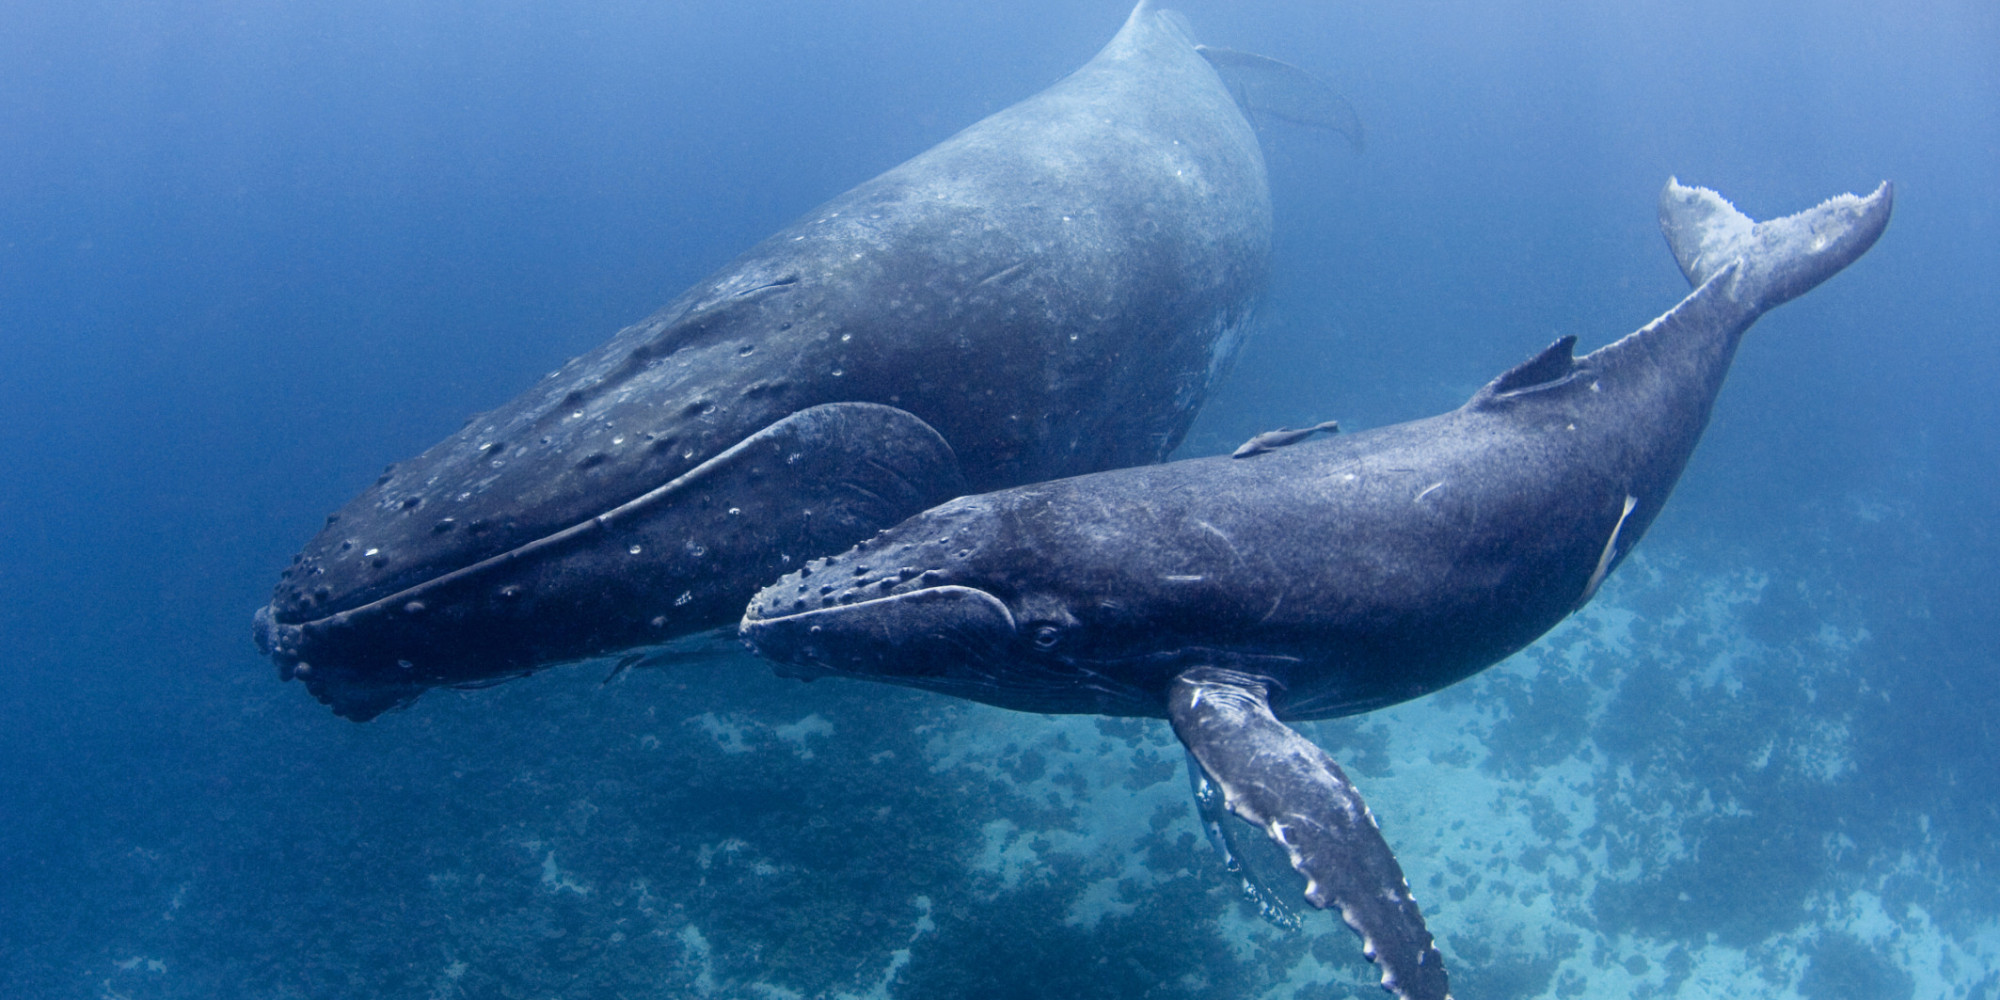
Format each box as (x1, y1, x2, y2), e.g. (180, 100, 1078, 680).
(740, 180, 1893, 1000)
(254, 2, 1356, 719)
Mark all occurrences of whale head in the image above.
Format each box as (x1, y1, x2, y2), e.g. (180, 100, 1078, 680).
(257, 402, 963, 720)
(739, 496, 1052, 692)
(739, 480, 1291, 718)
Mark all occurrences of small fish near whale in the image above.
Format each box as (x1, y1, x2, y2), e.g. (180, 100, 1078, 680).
(1231, 418, 1340, 458)
(252, 1, 1358, 720)
(739, 179, 1893, 999)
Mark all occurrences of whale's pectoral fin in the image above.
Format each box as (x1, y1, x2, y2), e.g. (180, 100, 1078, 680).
(1195, 45, 1365, 153)
(1659, 178, 1893, 311)
(1169, 667, 1451, 1000)
(1185, 747, 1308, 931)
(679, 402, 968, 562)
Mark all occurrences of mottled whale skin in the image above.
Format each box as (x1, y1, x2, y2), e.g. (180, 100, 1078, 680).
(254, 2, 1290, 719)
(740, 180, 1892, 1000)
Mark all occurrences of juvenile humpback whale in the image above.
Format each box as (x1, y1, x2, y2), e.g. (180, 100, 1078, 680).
(254, 2, 1356, 719)
(740, 180, 1893, 1000)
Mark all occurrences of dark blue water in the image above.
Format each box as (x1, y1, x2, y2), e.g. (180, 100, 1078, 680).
(3, 1, 1994, 997)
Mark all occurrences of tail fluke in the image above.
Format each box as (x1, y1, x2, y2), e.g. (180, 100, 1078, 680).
(1659, 178, 1892, 312)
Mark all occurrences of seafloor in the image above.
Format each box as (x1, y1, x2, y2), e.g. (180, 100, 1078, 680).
(69, 521, 1995, 1000)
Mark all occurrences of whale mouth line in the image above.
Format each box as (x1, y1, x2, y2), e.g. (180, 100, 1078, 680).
(273, 513, 601, 631)
(743, 583, 1017, 630)
(267, 505, 616, 640)
(272, 409, 832, 631)
(739, 582, 1021, 681)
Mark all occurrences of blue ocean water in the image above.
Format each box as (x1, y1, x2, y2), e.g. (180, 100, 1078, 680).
(1, 0, 1993, 997)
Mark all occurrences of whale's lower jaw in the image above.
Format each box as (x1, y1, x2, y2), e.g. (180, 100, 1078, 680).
(252, 606, 427, 720)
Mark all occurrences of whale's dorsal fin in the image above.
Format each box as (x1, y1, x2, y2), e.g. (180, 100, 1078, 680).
(1197, 46, 1365, 153)
(1478, 335, 1579, 400)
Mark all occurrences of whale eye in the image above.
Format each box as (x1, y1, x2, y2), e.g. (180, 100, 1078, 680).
(1032, 626, 1060, 651)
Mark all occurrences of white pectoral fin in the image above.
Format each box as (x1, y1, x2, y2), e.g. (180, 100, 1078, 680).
(1167, 667, 1452, 1000)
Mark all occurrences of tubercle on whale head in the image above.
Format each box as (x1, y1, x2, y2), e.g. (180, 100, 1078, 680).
(251, 606, 431, 720)
(737, 488, 1235, 700)
(738, 500, 1026, 681)
(264, 279, 800, 631)
(260, 402, 969, 720)
(740, 583, 1021, 684)
(736, 494, 1162, 696)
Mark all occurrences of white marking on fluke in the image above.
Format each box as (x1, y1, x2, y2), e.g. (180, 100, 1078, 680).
(1577, 494, 1638, 609)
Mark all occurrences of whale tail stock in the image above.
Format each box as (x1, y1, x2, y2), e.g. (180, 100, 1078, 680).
(1659, 178, 1893, 313)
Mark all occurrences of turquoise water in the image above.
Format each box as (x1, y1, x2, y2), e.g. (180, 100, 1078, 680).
(2, 1, 1994, 997)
